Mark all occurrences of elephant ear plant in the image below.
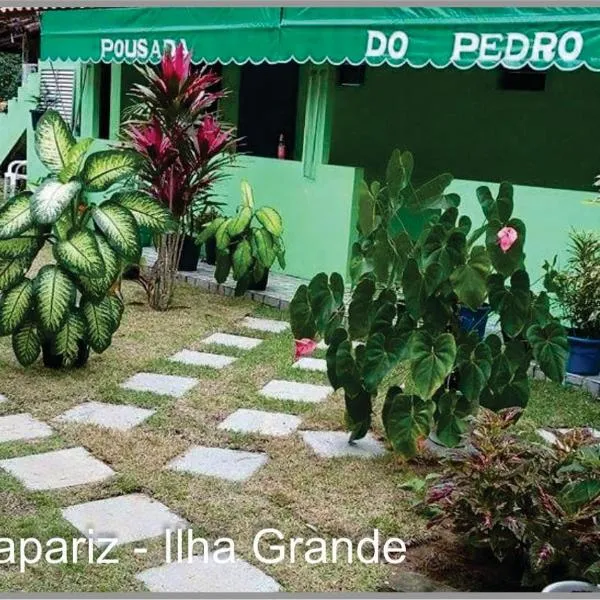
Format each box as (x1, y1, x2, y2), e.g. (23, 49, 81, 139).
(198, 180, 285, 296)
(290, 148, 568, 458)
(0, 109, 172, 368)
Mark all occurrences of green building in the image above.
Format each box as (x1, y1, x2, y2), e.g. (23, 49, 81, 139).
(20, 7, 600, 281)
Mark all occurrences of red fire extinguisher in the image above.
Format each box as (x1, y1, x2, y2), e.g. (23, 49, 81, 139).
(277, 133, 286, 159)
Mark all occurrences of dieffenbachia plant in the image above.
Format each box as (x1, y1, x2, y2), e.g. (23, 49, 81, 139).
(198, 181, 285, 296)
(0, 110, 172, 367)
(290, 149, 568, 458)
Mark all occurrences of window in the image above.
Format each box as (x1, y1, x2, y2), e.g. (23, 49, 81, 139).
(337, 64, 366, 87)
(98, 62, 112, 139)
(498, 66, 546, 92)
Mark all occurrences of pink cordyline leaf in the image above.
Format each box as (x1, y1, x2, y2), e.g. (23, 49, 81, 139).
(161, 43, 190, 85)
(197, 115, 231, 160)
(294, 338, 318, 361)
(497, 226, 518, 253)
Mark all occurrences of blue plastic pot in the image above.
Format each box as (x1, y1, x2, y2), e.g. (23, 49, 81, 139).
(458, 304, 491, 340)
(567, 334, 600, 376)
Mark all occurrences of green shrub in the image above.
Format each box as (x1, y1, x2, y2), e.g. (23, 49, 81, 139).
(0, 52, 21, 101)
(425, 408, 600, 587)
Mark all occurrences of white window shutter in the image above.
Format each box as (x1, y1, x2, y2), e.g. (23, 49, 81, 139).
(39, 68, 75, 127)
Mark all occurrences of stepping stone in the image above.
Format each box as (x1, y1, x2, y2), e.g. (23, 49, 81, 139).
(136, 552, 280, 592)
(120, 373, 199, 398)
(0, 447, 114, 491)
(218, 408, 301, 437)
(201, 332, 262, 350)
(62, 493, 188, 547)
(55, 401, 155, 432)
(0, 413, 54, 443)
(240, 316, 289, 333)
(169, 350, 236, 369)
(537, 427, 600, 446)
(167, 446, 268, 482)
(301, 431, 386, 458)
(259, 379, 332, 404)
(293, 357, 327, 373)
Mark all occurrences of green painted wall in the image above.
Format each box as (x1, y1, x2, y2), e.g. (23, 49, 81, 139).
(450, 179, 600, 287)
(211, 156, 362, 280)
(329, 65, 600, 192)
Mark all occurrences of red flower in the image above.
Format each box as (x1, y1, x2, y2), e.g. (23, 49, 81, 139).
(294, 338, 318, 362)
(197, 115, 230, 160)
(160, 43, 191, 86)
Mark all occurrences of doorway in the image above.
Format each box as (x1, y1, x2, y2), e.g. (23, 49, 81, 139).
(237, 63, 300, 159)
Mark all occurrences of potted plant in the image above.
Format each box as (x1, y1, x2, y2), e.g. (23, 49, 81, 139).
(197, 180, 285, 296)
(289, 148, 567, 458)
(29, 94, 59, 129)
(547, 230, 600, 375)
(0, 110, 172, 368)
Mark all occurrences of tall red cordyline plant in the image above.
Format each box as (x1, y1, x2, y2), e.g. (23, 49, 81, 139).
(123, 44, 235, 310)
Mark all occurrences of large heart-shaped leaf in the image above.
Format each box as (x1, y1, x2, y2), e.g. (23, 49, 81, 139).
(59, 137, 94, 183)
(11, 320, 40, 366)
(325, 327, 348, 390)
(0, 278, 33, 335)
(290, 284, 317, 340)
(358, 180, 376, 237)
(92, 203, 141, 260)
(81, 149, 140, 192)
(33, 265, 76, 334)
(450, 245, 491, 310)
(488, 270, 531, 338)
(34, 109, 75, 173)
(54, 230, 106, 278)
(422, 225, 466, 278)
(54, 310, 86, 364)
(307, 272, 344, 342)
(382, 387, 433, 457)
(457, 335, 493, 402)
(82, 296, 114, 353)
(436, 391, 473, 448)
(527, 322, 568, 383)
(410, 173, 454, 211)
(32, 179, 82, 225)
(0, 256, 30, 292)
(402, 259, 443, 320)
(348, 275, 376, 340)
(410, 331, 457, 399)
(386, 149, 413, 200)
(0, 192, 34, 240)
(78, 235, 121, 300)
(113, 191, 172, 232)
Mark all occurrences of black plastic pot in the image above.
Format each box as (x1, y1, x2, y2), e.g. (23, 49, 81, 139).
(42, 340, 89, 369)
(248, 269, 269, 291)
(178, 235, 200, 271)
(30, 108, 46, 129)
(122, 264, 140, 280)
(204, 236, 217, 266)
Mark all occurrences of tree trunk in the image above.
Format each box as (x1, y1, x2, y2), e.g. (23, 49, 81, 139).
(147, 231, 185, 311)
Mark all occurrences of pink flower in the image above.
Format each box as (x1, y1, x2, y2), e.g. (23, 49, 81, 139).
(497, 226, 518, 253)
(294, 338, 318, 362)
(160, 43, 191, 86)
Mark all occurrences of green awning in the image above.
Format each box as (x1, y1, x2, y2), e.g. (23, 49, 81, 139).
(41, 6, 600, 71)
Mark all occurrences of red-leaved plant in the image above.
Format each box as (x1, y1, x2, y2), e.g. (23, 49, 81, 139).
(123, 43, 235, 310)
(424, 408, 600, 587)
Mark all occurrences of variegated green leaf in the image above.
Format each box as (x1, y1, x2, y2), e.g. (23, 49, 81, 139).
(107, 295, 124, 331)
(0, 230, 41, 260)
(33, 265, 76, 334)
(0, 278, 33, 335)
(0, 192, 34, 240)
(112, 191, 172, 231)
(0, 256, 30, 292)
(228, 206, 253, 237)
(32, 179, 82, 225)
(12, 320, 40, 366)
(92, 203, 140, 260)
(82, 297, 114, 353)
(59, 137, 94, 183)
(34, 109, 75, 173)
(78, 235, 121, 300)
(54, 230, 105, 278)
(240, 180, 254, 209)
(255, 207, 283, 238)
(54, 310, 86, 363)
(81, 149, 140, 192)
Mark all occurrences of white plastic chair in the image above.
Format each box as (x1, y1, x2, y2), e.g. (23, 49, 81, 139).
(2, 160, 27, 203)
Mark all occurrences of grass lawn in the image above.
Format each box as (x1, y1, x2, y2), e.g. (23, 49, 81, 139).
(0, 253, 598, 592)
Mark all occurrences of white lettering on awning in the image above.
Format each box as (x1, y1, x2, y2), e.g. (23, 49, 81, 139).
(99, 38, 189, 61)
